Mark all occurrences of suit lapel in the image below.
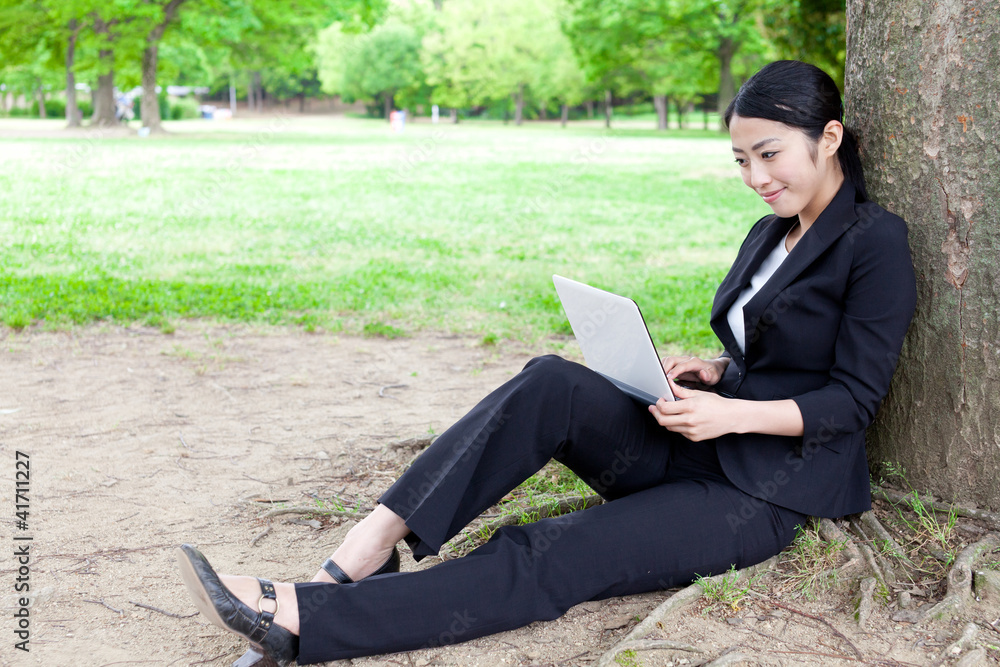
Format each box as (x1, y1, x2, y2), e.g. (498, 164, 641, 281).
(741, 182, 860, 348)
(712, 215, 797, 316)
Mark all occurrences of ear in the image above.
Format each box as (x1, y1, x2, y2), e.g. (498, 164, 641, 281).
(821, 120, 844, 158)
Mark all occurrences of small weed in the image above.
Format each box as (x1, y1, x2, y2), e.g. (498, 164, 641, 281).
(362, 321, 407, 339)
(614, 648, 641, 667)
(881, 462, 958, 567)
(696, 566, 758, 613)
(2, 308, 31, 329)
(779, 523, 846, 599)
(481, 332, 499, 346)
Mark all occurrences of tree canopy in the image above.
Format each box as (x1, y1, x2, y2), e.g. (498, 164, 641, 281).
(0, 0, 846, 127)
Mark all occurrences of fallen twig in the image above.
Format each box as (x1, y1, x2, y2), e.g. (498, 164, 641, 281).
(82, 598, 124, 615)
(378, 383, 408, 398)
(249, 526, 271, 547)
(261, 506, 370, 519)
(769, 599, 864, 660)
(130, 600, 198, 619)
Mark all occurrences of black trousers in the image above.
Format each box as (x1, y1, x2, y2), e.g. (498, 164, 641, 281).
(294, 356, 805, 663)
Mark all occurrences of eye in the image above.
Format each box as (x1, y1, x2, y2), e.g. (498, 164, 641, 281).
(734, 157, 747, 166)
(761, 151, 778, 159)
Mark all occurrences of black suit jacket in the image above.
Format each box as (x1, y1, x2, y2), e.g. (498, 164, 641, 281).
(710, 182, 916, 518)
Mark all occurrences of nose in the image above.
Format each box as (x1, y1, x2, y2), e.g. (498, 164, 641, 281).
(749, 162, 771, 190)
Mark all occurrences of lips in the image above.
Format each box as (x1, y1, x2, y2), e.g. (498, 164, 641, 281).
(760, 188, 785, 204)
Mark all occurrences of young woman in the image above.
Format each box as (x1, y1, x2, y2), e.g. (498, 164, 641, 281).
(177, 60, 917, 666)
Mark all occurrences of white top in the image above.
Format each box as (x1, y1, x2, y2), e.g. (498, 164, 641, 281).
(727, 228, 793, 355)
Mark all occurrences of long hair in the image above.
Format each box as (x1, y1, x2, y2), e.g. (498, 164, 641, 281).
(724, 60, 868, 203)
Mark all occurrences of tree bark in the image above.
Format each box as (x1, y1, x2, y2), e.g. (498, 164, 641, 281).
(65, 19, 80, 128)
(91, 18, 117, 127)
(846, 0, 1000, 508)
(450, 107, 458, 124)
(560, 103, 568, 128)
(383, 92, 393, 121)
(604, 89, 612, 128)
(35, 82, 46, 119)
(717, 37, 736, 130)
(514, 84, 525, 125)
(140, 44, 161, 130)
(141, 0, 185, 132)
(585, 100, 594, 119)
(253, 70, 263, 110)
(653, 94, 668, 130)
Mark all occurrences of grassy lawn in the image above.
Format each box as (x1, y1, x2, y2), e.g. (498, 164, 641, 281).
(0, 115, 769, 355)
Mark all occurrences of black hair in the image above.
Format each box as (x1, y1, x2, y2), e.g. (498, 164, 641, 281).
(724, 60, 868, 203)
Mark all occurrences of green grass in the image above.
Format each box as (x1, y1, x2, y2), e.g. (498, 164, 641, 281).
(0, 115, 768, 353)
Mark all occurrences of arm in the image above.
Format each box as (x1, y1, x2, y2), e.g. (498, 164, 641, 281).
(648, 387, 803, 441)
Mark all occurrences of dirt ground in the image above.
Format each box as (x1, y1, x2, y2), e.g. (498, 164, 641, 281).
(1, 325, 996, 667)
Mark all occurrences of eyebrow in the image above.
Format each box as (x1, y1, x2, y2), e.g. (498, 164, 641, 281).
(732, 137, 781, 153)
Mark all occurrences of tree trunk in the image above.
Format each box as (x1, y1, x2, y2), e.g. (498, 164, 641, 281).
(253, 71, 263, 110)
(604, 89, 612, 128)
(383, 92, 393, 121)
(846, 0, 1000, 508)
(91, 19, 117, 127)
(65, 19, 80, 128)
(560, 103, 568, 128)
(141, 0, 185, 132)
(717, 37, 737, 130)
(585, 100, 594, 119)
(653, 94, 668, 130)
(539, 105, 547, 121)
(703, 104, 709, 130)
(36, 82, 46, 119)
(514, 84, 524, 125)
(140, 44, 162, 131)
(248, 72, 255, 112)
(450, 107, 458, 124)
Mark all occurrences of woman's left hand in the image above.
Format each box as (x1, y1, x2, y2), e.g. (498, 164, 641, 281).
(647, 382, 738, 441)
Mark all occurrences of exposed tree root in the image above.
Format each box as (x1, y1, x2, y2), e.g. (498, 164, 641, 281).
(595, 555, 780, 667)
(872, 485, 1000, 531)
(894, 534, 1000, 623)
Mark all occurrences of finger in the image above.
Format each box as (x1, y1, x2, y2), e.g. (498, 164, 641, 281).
(665, 358, 707, 380)
(667, 381, 697, 400)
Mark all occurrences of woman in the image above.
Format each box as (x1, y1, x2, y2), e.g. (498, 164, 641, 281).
(177, 60, 917, 666)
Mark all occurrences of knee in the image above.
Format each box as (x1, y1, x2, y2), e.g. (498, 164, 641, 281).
(520, 354, 613, 403)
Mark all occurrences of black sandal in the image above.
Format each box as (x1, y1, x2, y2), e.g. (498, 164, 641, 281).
(232, 547, 401, 667)
(319, 546, 401, 583)
(177, 544, 299, 667)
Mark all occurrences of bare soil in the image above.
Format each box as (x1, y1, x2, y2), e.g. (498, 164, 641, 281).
(1, 325, 996, 667)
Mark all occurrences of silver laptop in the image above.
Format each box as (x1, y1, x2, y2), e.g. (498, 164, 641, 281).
(552, 274, 675, 404)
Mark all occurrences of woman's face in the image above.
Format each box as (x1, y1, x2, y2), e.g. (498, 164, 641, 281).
(728, 114, 843, 226)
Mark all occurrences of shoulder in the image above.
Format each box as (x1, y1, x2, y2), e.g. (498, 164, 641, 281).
(842, 200, 915, 290)
(845, 200, 910, 249)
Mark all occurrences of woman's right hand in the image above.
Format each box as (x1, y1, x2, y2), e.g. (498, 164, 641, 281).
(661, 355, 729, 387)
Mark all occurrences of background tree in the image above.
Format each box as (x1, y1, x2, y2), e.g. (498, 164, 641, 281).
(320, 16, 424, 119)
(847, 0, 1000, 507)
(764, 0, 846, 87)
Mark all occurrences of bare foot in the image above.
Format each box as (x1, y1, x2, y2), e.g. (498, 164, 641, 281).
(312, 504, 409, 583)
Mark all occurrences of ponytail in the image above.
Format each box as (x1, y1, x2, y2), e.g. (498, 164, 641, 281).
(838, 126, 868, 203)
